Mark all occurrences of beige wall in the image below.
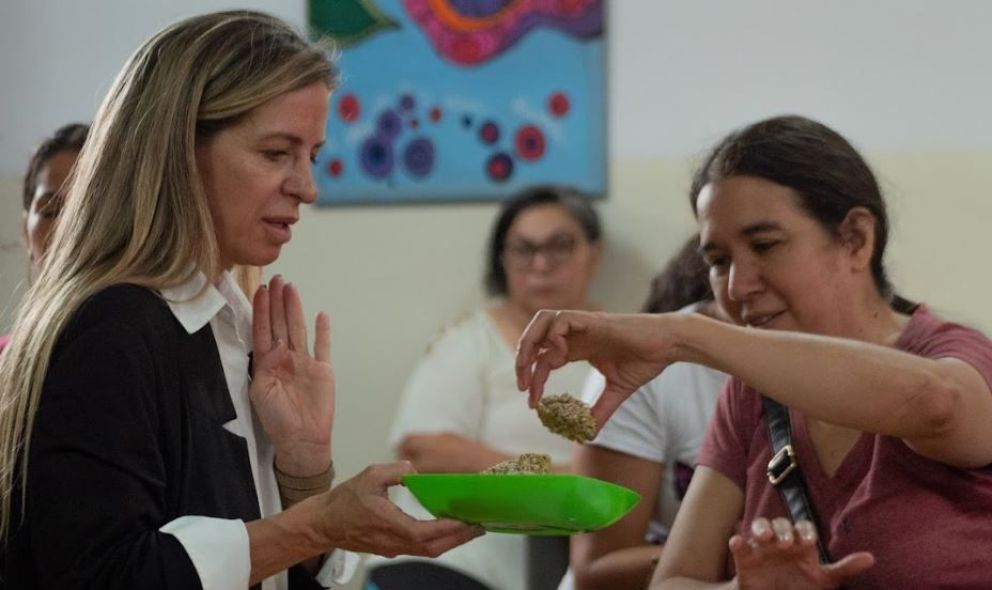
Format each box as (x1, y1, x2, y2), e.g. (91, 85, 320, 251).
(0, 178, 26, 328)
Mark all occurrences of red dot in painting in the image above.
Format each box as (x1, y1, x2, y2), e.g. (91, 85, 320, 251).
(429, 106, 442, 123)
(515, 125, 546, 161)
(338, 94, 360, 123)
(479, 121, 500, 145)
(486, 153, 514, 182)
(327, 159, 344, 177)
(409, 118, 420, 129)
(548, 92, 570, 117)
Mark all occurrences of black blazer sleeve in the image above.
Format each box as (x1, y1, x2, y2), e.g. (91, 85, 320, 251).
(25, 308, 202, 589)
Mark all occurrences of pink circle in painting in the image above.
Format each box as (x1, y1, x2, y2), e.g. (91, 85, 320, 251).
(479, 120, 501, 145)
(327, 158, 344, 178)
(338, 94, 360, 123)
(486, 152, 514, 182)
(548, 92, 570, 117)
(515, 125, 546, 161)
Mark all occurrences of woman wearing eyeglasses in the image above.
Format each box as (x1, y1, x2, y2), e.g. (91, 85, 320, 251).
(362, 186, 603, 590)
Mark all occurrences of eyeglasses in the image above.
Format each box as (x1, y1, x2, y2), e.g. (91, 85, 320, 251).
(502, 233, 579, 270)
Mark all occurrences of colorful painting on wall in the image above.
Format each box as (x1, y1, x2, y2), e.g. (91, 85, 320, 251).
(309, 0, 605, 205)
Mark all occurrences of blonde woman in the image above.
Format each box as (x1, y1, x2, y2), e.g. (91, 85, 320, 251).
(0, 11, 478, 590)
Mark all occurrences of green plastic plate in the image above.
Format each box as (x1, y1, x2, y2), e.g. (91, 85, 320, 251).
(402, 474, 641, 535)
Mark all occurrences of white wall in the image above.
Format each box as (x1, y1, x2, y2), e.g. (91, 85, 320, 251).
(610, 0, 992, 158)
(2, 0, 992, 492)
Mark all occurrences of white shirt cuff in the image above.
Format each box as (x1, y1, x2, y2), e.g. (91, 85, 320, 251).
(317, 550, 361, 586)
(160, 515, 250, 590)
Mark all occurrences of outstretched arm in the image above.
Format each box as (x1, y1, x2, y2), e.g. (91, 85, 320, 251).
(678, 314, 992, 467)
(515, 310, 992, 467)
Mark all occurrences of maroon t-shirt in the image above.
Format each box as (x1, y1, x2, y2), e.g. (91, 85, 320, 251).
(698, 306, 992, 588)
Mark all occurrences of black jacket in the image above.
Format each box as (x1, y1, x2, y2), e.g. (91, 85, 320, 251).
(1, 285, 323, 589)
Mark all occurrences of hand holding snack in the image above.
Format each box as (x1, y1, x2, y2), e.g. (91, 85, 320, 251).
(537, 393, 596, 443)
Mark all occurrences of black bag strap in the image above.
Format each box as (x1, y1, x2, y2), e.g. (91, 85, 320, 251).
(762, 396, 831, 564)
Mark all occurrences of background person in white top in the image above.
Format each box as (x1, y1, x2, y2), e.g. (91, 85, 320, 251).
(0, 11, 480, 589)
(561, 236, 730, 590)
(364, 186, 603, 590)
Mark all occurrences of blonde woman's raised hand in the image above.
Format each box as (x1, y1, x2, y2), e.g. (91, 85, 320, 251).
(250, 275, 335, 477)
(730, 518, 874, 589)
(514, 309, 677, 428)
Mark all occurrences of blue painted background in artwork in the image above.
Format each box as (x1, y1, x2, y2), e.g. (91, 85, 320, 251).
(313, 0, 605, 205)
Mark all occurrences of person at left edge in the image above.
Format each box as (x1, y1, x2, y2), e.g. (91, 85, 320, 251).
(0, 123, 89, 354)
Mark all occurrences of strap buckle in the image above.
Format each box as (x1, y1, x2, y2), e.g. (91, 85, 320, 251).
(767, 444, 798, 486)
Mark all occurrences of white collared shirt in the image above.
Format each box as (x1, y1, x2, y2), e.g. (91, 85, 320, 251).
(158, 271, 355, 589)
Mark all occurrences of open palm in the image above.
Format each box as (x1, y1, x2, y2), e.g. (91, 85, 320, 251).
(732, 518, 874, 590)
(250, 276, 335, 476)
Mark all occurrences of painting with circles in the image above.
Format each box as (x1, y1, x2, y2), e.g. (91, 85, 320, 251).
(309, 0, 605, 205)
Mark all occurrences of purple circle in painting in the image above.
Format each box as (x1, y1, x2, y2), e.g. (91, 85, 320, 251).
(377, 110, 403, 139)
(360, 135, 394, 178)
(486, 152, 514, 182)
(403, 137, 435, 179)
(399, 94, 416, 111)
(449, 0, 510, 18)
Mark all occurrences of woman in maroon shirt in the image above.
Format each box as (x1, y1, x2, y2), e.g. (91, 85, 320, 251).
(515, 115, 992, 589)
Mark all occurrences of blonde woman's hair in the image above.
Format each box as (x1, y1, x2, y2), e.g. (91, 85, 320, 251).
(0, 10, 337, 538)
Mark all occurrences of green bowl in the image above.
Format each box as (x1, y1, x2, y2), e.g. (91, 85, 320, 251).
(402, 473, 640, 535)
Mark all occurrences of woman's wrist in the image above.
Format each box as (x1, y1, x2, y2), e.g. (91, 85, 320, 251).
(274, 442, 332, 478)
(667, 311, 724, 369)
(248, 498, 330, 583)
(654, 311, 697, 366)
(276, 460, 334, 506)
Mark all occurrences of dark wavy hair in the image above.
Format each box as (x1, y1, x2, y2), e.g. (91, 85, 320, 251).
(22, 123, 90, 210)
(689, 115, 913, 312)
(484, 185, 602, 297)
(641, 235, 711, 313)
